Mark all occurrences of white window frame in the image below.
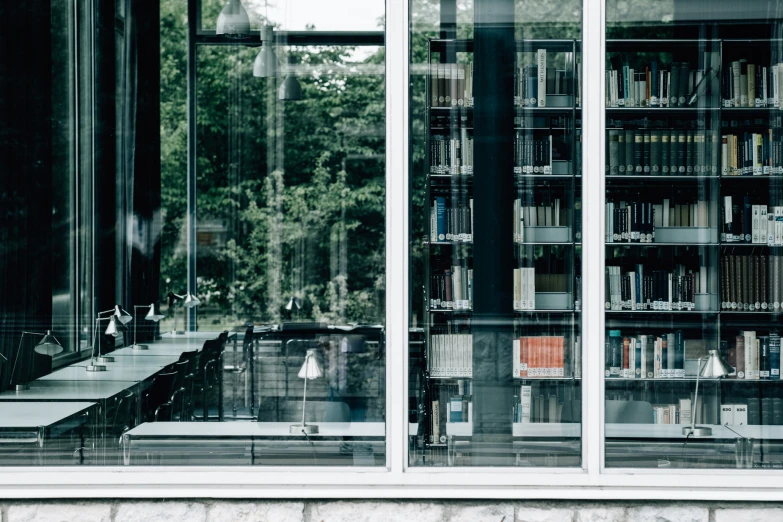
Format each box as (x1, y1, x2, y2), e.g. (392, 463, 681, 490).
(6, 0, 783, 500)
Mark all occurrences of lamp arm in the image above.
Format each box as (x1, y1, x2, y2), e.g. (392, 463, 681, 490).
(691, 355, 705, 433)
(301, 352, 310, 428)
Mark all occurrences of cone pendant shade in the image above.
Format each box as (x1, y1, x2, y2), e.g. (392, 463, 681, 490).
(216, 0, 250, 37)
(279, 74, 302, 101)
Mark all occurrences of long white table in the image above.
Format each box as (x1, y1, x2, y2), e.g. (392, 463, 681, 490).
(38, 365, 166, 382)
(122, 421, 385, 465)
(0, 380, 136, 401)
(0, 402, 96, 465)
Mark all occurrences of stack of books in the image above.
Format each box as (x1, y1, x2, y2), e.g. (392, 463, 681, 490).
(720, 254, 783, 311)
(512, 336, 566, 378)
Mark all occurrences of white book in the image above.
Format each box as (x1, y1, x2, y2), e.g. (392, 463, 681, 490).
(744, 331, 756, 380)
(720, 404, 735, 426)
(722, 137, 728, 175)
(662, 199, 670, 227)
(520, 385, 532, 423)
(537, 49, 547, 108)
(753, 205, 760, 244)
(679, 398, 692, 425)
(513, 339, 520, 377)
(761, 206, 768, 247)
(513, 268, 521, 310)
(527, 267, 536, 310)
(734, 404, 748, 425)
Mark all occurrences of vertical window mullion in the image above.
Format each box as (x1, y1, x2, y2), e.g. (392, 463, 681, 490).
(582, 0, 607, 478)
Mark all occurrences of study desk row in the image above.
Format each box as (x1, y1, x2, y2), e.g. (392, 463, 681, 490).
(0, 332, 229, 465)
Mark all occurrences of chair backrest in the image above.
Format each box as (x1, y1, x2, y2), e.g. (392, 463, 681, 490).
(605, 400, 654, 424)
(171, 360, 188, 390)
(144, 371, 177, 420)
(178, 350, 200, 374)
(110, 391, 136, 435)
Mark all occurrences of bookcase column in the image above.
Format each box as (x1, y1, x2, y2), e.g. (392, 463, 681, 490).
(471, 0, 515, 462)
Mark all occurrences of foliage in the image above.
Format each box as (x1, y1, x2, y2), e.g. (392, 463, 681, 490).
(160, 0, 386, 327)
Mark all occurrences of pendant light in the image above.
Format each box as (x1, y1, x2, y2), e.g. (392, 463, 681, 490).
(253, 25, 279, 78)
(216, 0, 251, 38)
(279, 57, 302, 101)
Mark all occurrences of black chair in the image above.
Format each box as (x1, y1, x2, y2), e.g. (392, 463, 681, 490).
(142, 371, 177, 422)
(168, 360, 189, 421)
(178, 350, 200, 420)
(194, 338, 223, 421)
(108, 391, 136, 463)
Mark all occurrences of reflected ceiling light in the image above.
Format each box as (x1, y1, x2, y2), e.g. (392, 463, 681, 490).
(216, 0, 251, 38)
(279, 73, 302, 101)
(253, 25, 279, 78)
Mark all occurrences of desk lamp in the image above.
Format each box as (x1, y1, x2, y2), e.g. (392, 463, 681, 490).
(10, 330, 63, 390)
(168, 292, 200, 335)
(683, 349, 733, 437)
(290, 349, 323, 434)
(129, 303, 165, 350)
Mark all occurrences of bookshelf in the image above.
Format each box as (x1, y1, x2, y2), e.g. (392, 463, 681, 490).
(604, 35, 783, 467)
(417, 38, 582, 466)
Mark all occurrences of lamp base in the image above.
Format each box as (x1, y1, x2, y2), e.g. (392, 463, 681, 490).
(14, 384, 30, 391)
(130, 344, 149, 350)
(95, 356, 115, 363)
(169, 330, 186, 336)
(290, 423, 319, 435)
(682, 426, 713, 437)
(86, 364, 107, 372)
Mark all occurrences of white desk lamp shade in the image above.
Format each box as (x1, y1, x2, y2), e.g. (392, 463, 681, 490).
(216, 0, 250, 36)
(298, 350, 322, 379)
(184, 293, 200, 308)
(700, 349, 733, 378)
(33, 330, 63, 356)
(105, 317, 120, 337)
(113, 305, 133, 324)
(144, 303, 165, 322)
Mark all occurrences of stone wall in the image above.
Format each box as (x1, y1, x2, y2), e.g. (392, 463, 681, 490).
(0, 500, 781, 522)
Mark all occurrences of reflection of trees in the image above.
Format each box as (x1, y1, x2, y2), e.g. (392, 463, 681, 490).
(160, 1, 386, 326)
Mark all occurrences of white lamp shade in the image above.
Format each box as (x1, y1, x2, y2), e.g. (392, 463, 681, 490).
(297, 349, 322, 379)
(105, 317, 120, 337)
(700, 349, 733, 378)
(216, 0, 250, 37)
(34, 330, 63, 356)
(144, 303, 165, 322)
(114, 305, 133, 324)
(279, 74, 302, 101)
(253, 44, 279, 78)
(184, 293, 201, 308)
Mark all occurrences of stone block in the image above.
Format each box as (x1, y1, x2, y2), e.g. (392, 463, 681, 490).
(575, 507, 626, 522)
(516, 506, 575, 522)
(626, 505, 707, 522)
(714, 508, 783, 522)
(7, 503, 111, 522)
(114, 501, 206, 522)
(449, 503, 514, 522)
(208, 501, 304, 522)
(310, 501, 445, 522)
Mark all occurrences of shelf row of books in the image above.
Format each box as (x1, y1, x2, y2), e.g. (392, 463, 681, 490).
(605, 55, 719, 109)
(429, 266, 472, 311)
(606, 129, 719, 176)
(513, 198, 566, 242)
(429, 379, 472, 444)
(721, 131, 783, 176)
(722, 60, 783, 108)
(605, 330, 686, 378)
(605, 200, 709, 244)
(720, 254, 783, 311)
(429, 62, 473, 108)
(722, 399, 783, 426)
(721, 198, 783, 244)
(428, 334, 473, 378)
(605, 264, 705, 311)
(515, 384, 575, 423)
(512, 336, 567, 378)
(430, 197, 473, 243)
(429, 133, 473, 175)
(513, 134, 559, 175)
(514, 49, 574, 108)
(724, 331, 781, 379)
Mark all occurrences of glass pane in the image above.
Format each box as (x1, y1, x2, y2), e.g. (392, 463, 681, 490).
(0, 0, 385, 467)
(605, 0, 783, 469)
(408, 0, 583, 467)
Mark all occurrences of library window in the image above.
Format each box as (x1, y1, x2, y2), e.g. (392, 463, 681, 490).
(604, 0, 783, 469)
(0, 0, 385, 467)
